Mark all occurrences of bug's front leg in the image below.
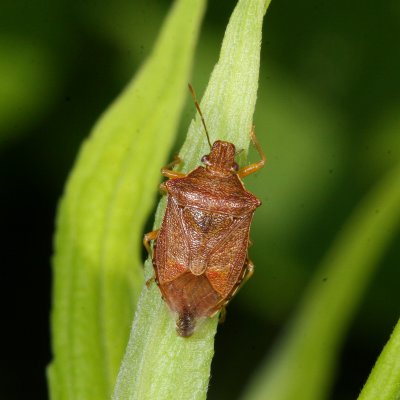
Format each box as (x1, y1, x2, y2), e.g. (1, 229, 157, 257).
(161, 155, 186, 179)
(237, 126, 266, 178)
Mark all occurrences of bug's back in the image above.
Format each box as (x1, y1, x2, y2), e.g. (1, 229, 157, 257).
(153, 165, 260, 336)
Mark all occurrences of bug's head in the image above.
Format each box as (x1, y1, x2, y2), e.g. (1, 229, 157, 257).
(201, 140, 238, 175)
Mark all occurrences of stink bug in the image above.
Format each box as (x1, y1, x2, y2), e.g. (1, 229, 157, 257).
(144, 85, 265, 337)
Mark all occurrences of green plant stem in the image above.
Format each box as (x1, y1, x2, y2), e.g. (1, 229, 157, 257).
(113, 1, 270, 399)
(242, 162, 400, 400)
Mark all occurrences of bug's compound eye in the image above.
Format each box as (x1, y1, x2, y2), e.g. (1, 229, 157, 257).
(232, 162, 239, 172)
(201, 155, 210, 165)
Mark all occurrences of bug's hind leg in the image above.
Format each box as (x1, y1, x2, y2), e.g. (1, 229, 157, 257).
(237, 257, 255, 291)
(214, 257, 254, 324)
(219, 306, 227, 324)
(228, 257, 254, 301)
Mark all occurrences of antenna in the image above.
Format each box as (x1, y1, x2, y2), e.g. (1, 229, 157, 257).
(188, 84, 212, 149)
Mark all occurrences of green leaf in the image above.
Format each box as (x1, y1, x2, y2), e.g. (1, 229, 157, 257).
(112, 1, 270, 399)
(48, 1, 206, 399)
(242, 162, 400, 400)
(358, 317, 400, 400)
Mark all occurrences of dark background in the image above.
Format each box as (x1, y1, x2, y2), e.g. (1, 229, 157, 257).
(1, 0, 399, 399)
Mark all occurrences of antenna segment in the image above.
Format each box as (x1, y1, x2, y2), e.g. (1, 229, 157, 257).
(188, 84, 212, 149)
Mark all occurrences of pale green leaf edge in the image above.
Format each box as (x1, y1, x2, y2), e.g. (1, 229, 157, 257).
(242, 162, 400, 400)
(358, 317, 400, 400)
(48, 0, 206, 399)
(112, 1, 270, 399)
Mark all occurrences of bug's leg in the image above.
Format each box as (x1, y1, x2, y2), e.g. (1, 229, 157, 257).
(230, 257, 255, 299)
(237, 126, 266, 178)
(239, 257, 255, 288)
(146, 276, 156, 288)
(162, 155, 186, 179)
(143, 229, 159, 255)
(214, 257, 254, 324)
(143, 233, 159, 288)
(219, 306, 227, 324)
(159, 182, 168, 195)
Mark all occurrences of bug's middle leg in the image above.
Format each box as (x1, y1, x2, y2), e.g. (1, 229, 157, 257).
(143, 230, 159, 288)
(143, 229, 159, 255)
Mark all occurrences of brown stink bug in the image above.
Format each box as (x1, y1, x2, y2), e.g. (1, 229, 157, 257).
(144, 85, 265, 337)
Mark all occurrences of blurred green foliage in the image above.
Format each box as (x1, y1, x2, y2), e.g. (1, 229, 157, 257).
(358, 317, 400, 400)
(49, 1, 208, 399)
(1, 0, 399, 399)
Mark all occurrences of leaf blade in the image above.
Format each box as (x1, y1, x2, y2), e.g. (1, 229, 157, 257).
(113, 1, 270, 399)
(48, 0, 207, 398)
(358, 318, 400, 400)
